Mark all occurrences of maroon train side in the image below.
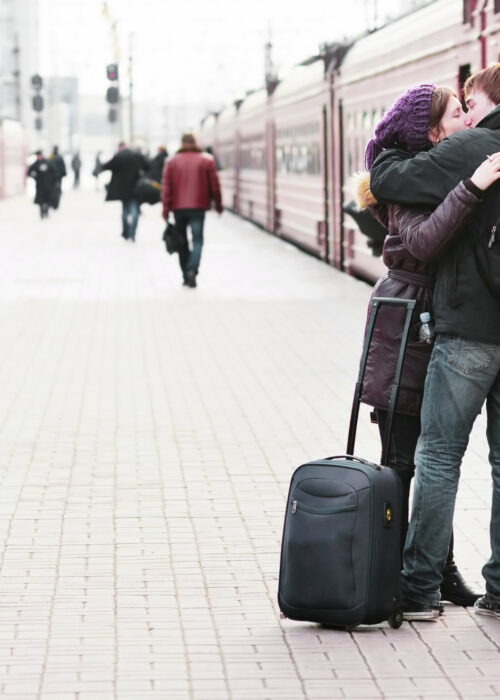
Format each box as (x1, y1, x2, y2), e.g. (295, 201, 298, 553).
(200, 0, 498, 283)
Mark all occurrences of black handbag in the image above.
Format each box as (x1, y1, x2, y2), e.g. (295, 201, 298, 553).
(134, 176, 161, 205)
(162, 221, 183, 254)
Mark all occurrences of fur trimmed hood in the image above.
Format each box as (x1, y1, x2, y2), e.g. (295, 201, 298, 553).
(354, 171, 378, 210)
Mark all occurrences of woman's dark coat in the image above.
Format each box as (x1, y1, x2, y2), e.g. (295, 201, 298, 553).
(357, 176, 481, 415)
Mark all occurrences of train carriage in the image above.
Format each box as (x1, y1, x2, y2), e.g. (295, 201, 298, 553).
(271, 61, 330, 258)
(199, 113, 217, 157)
(199, 0, 498, 285)
(214, 104, 240, 213)
(335, 0, 479, 281)
(237, 89, 269, 228)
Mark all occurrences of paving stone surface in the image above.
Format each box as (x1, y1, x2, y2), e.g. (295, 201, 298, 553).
(0, 188, 498, 699)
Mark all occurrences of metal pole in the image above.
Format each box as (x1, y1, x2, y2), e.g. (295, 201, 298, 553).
(128, 33, 134, 145)
(12, 34, 21, 121)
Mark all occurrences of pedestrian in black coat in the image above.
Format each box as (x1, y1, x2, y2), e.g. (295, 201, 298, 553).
(100, 143, 149, 241)
(49, 145, 67, 210)
(148, 146, 168, 183)
(28, 151, 56, 219)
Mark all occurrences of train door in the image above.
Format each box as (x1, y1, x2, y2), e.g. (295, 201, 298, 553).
(265, 120, 276, 232)
(328, 95, 344, 271)
(321, 105, 329, 261)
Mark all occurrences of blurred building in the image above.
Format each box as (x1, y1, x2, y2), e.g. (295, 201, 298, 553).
(0, 0, 39, 147)
(46, 76, 79, 154)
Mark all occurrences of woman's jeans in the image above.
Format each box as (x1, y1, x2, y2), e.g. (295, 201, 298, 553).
(376, 409, 454, 568)
(402, 333, 500, 605)
(173, 209, 205, 276)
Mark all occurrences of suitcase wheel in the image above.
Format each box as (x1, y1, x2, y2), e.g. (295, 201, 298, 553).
(388, 607, 403, 629)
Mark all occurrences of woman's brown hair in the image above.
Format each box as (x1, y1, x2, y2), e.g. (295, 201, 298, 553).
(428, 87, 458, 143)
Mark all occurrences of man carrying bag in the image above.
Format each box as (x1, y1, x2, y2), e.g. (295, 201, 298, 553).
(162, 133, 223, 288)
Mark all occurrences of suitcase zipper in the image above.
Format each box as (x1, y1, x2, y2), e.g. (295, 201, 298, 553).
(292, 500, 356, 516)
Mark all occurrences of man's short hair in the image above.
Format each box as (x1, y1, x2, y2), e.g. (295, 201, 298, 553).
(464, 63, 500, 104)
(181, 133, 196, 146)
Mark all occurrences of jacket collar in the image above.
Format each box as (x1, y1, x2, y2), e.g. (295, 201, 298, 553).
(476, 104, 500, 130)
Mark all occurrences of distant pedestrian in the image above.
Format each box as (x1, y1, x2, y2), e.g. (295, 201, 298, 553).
(162, 133, 223, 288)
(71, 152, 82, 189)
(49, 145, 67, 210)
(205, 146, 221, 171)
(27, 150, 56, 219)
(92, 151, 102, 190)
(149, 146, 168, 183)
(100, 142, 149, 242)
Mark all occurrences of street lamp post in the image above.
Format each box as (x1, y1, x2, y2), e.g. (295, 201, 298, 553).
(128, 33, 134, 145)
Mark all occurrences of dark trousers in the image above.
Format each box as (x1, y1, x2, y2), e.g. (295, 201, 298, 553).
(375, 408, 455, 568)
(173, 209, 205, 277)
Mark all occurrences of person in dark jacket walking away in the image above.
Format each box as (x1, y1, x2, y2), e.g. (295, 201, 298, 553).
(357, 84, 500, 619)
(28, 150, 56, 219)
(100, 142, 149, 242)
(71, 152, 82, 189)
(49, 145, 66, 210)
(370, 64, 500, 622)
(162, 133, 223, 287)
(149, 146, 168, 183)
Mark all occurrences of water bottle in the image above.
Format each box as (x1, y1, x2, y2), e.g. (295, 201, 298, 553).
(418, 311, 434, 343)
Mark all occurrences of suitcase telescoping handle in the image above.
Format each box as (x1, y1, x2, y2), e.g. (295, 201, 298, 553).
(346, 297, 416, 466)
(325, 454, 382, 470)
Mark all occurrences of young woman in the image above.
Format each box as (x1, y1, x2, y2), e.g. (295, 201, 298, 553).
(356, 83, 500, 611)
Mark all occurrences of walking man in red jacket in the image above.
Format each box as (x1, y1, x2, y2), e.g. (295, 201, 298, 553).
(162, 133, 223, 288)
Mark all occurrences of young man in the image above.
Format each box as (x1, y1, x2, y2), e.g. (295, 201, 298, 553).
(162, 133, 223, 288)
(370, 64, 500, 620)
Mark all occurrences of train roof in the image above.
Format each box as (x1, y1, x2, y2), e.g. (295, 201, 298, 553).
(271, 60, 325, 102)
(238, 89, 268, 115)
(339, 0, 463, 84)
(217, 103, 239, 124)
(200, 113, 217, 130)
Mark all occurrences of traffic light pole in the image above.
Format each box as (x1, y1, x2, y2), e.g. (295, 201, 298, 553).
(128, 34, 134, 146)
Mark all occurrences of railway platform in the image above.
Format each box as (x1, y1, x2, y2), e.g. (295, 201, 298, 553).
(0, 188, 498, 699)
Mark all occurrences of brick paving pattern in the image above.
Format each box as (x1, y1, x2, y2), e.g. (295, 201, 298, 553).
(0, 189, 498, 699)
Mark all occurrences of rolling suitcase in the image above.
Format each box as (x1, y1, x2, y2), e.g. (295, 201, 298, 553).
(278, 297, 417, 629)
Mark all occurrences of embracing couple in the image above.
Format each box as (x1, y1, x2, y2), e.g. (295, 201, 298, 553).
(358, 63, 500, 621)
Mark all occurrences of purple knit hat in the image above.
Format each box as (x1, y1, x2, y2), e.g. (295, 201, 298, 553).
(365, 83, 435, 170)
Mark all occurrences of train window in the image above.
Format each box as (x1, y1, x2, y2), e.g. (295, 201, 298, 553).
(363, 111, 370, 129)
(346, 113, 352, 131)
(496, 0, 500, 13)
(372, 109, 378, 128)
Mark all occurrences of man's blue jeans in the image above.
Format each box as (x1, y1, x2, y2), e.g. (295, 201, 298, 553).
(173, 209, 205, 276)
(403, 333, 500, 605)
(122, 199, 139, 240)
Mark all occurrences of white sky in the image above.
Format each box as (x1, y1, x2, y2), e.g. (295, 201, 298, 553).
(39, 0, 413, 109)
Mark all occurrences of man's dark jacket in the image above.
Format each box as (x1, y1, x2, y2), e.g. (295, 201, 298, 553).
(101, 148, 149, 202)
(149, 150, 167, 183)
(50, 154, 67, 181)
(370, 106, 500, 345)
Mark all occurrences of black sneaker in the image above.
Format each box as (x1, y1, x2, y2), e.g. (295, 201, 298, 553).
(401, 598, 440, 621)
(440, 570, 481, 607)
(474, 594, 500, 619)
